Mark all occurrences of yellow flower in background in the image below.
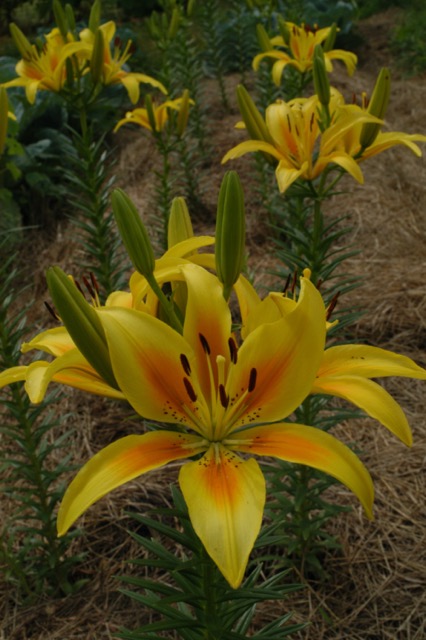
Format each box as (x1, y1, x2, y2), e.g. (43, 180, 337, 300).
(2, 27, 87, 103)
(253, 22, 357, 85)
(114, 92, 192, 134)
(79, 21, 166, 103)
(56, 264, 374, 588)
(223, 89, 381, 193)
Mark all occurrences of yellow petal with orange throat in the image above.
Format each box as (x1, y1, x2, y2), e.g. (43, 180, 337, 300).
(179, 444, 265, 588)
(235, 423, 374, 518)
(58, 431, 203, 536)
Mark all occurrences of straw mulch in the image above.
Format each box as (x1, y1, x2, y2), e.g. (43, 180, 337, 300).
(1, 7, 425, 639)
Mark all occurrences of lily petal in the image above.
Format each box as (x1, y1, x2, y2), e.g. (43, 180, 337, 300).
(179, 444, 265, 588)
(21, 326, 75, 357)
(222, 140, 282, 164)
(100, 307, 199, 430)
(312, 375, 412, 445)
(58, 431, 203, 536)
(0, 366, 27, 388)
(318, 344, 426, 380)
(234, 423, 374, 518)
(228, 277, 326, 429)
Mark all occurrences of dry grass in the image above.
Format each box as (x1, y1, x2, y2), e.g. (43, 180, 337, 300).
(1, 8, 426, 639)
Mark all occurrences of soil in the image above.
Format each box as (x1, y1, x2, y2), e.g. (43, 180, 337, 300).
(1, 7, 426, 640)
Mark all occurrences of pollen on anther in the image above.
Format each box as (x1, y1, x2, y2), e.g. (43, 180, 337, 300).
(248, 368, 257, 393)
(180, 353, 191, 376)
(228, 337, 238, 364)
(199, 333, 211, 355)
(183, 377, 197, 402)
(219, 384, 229, 409)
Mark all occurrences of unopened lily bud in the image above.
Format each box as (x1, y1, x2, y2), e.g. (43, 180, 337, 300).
(65, 4, 76, 33)
(46, 266, 117, 389)
(278, 17, 290, 45)
(256, 24, 272, 52)
(360, 67, 390, 149)
(187, 0, 196, 16)
(9, 23, 34, 60)
(313, 45, 330, 107)
(53, 0, 69, 39)
(168, 197, 194, 249)
(176, 89, 191, 136)
(167, 6, 180, 40)
(112, 188, 155, 279)
(144, 94, 158, 132)
(323, 23, 337, 52)
(90, 28, 104, 85)
(236, 84, 273, 145)
(88, 0, 101, 33)
(0, 88, 9, 155)
(215, 171, 246, 300)
(147, 12, 160, 39)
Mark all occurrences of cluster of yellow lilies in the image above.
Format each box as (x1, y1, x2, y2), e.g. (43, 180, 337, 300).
(1, 187, 425, 588)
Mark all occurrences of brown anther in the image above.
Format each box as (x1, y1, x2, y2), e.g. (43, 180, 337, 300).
(316, 278, 323, 290)
(74, 279, 85, 297)
(282, 272, 292, 295)
(286, 114, 291, 132)
(44, 301, 60, 321)
(248, 368, 257, 393)
(90, 272, 100, 294)
(114, 36, 122, 48)
(180, 353, 191, 376)
(291, 269, 298, 295)
(352, 92, 357, 105)
(228, 337, 238, 364)
(183, 377, 197, 402)
(219, 384, 229, 409)
(326, 291, 340, 321)
(199, 333, 211, 355)
(310, 112, 315, 132)
(82, 275, 96, 300)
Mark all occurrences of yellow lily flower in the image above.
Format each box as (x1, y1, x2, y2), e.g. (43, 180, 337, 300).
(0, 236, 216, 403)
(223, 90, 382, 193)
(2, 27, 87, 104)
(113, 93, 192, 134)
(253, 22, 357, 85)
(57, 264, 374, 588)
(240, 284, 426, 447)
(312, 345, 426, 446)
(79, 21, 166, 103)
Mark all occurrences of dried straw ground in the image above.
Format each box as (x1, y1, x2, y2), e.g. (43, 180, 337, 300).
(1, 8, 426, 639)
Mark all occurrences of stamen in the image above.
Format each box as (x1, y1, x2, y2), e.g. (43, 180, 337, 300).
(74, 279, 85, 297)
(183, 377, 197, 402)
(326, 291, 340, 321)
(199, 333, 211, 355)
(286, 114, 291, 132)
(180, 353, 191, 376)
(44, 301, 60, 321)
(291, 269, 298, 295)
(228, 337, 238, 364)
(219, 384, 229, 409)
(248, 368, 257, 393)
(310, 112, 315, 132)
(282, 272, 292, 295)
(82, 275, 96, 300)
(90, 272, 100, 294)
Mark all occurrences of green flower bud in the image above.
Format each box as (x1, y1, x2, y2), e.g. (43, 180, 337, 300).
(46, 267, 118, 389)
(9, 23, 34, 60)
(90, 28, 104, 85)
(111, 188, 155, 278)
(0, 88, 9, 156)
(323, 23, 337, 52)
(176, 89, 191, 137)
(144, 94, 158, 132)
(256, 23, 272, 52)
(360, 68, 390, 149)
(168, 196, 194, 249)
(313, 45, 330, 107)
(215, 171, 246, 301)
(278, 16, 290, 46)
(187, 0, 196, 16)
(88, 0, 101, 33)
(53, 0, 69, 39)
(167, 6, 180, 40)
(236, 84, 274, 145)
(65, 3, 76, 33)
